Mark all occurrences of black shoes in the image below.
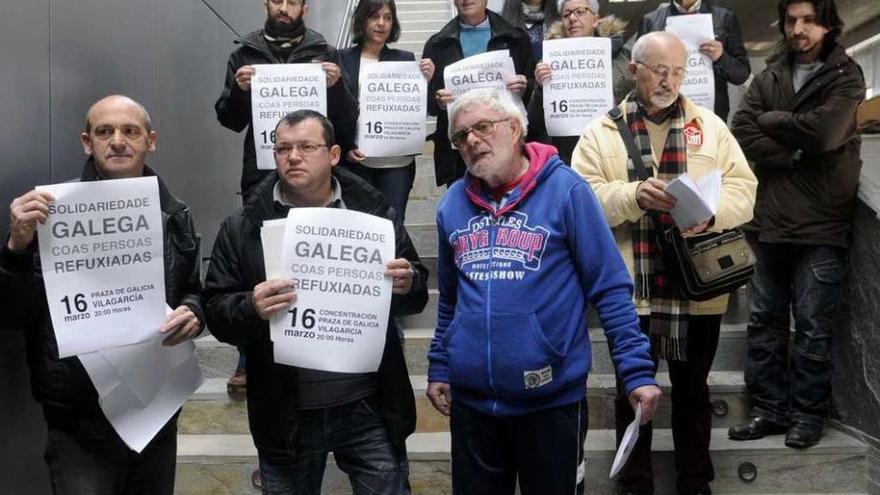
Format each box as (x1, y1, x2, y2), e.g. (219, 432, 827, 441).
(785, 423, 823, 449)
(728, 416, 788, 440)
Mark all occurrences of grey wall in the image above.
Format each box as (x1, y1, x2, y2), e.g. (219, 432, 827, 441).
(0, 1, 347, 493)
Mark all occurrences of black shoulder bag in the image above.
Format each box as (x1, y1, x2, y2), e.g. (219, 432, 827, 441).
(607, 108, 755, 302)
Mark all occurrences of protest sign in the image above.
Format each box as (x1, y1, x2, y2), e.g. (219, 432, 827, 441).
(36, 177, 166, 357)
(356, 61, 427, 157)
(251, 64, 328, 170)
(542, 37, 615, 136)
(444, 50, 517, 98)
(269, 208, 394, 372)
(666, 14, 716, 111)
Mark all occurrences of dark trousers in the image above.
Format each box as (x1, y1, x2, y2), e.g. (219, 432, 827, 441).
(615, 315, 721, 495)
(42, 406, 177, 495)
(257, 397, 410, 495)
(342, 161, 416, 224)
(450, 398, 588, 495)
(744, 234, 848, 429)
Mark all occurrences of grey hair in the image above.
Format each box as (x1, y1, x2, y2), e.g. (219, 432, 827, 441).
(447, 88, 528, 139)
(631, 31, 686, 63)
(557, 0, 599, 15)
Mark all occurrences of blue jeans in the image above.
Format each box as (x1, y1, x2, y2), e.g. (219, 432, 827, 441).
(42, 406, 177, 495)
(450, 398, 588, 495)
(258, 397, 410, 495)
(744, 234, 849, 428)
(342, 162, 415, 224)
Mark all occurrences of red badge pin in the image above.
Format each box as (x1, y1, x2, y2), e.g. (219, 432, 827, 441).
(683, 123, 703, 147)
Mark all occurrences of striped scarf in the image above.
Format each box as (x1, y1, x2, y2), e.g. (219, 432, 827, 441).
(625, 94, 690, 361)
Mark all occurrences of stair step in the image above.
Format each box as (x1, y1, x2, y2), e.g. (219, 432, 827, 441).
(174, 428, 866, 494)
(397, 10, 452, 21)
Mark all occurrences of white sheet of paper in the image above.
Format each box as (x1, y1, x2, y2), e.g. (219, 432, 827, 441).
(542, 37, 615, 137)
(36, 177, 167, 358)
(610, 402, 642, 478)
(271, 208, 394, 372)
(666, 170, 721, 228)
(261, 219, 287, 281)
(357, 61, 427, 157)
(78, 307, 203, 453)
(665, 14, 716, 112)
(251, 63, 328, 170)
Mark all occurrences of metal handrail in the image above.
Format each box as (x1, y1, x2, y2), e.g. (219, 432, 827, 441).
(336, 0, 359, 48)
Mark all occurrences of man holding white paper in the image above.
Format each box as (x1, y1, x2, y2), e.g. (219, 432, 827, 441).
(215, 0, 359, 201)
(572, 33, 756, 495)
(204, 110, 428, 494)
(634, 0, 750, 121)
(0, 95, 204, 495)
(422, 0, 535, 186)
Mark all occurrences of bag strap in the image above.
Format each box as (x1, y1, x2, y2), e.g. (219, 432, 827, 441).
(608, 107, 651, 181)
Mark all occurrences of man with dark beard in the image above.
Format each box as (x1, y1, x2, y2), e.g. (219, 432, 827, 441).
(216, 0, 358, 202)
(728, 0, 865, 449)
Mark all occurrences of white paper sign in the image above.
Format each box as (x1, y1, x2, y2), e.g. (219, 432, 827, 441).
(78, 306, 203, 453)
(666, 170, 721, 229)
(36, 177, 166, 358)
(610, 402, 642, 478)
(261, 218, 287, 280)
(542, 37, 615, 137)
(357, 61, 427, 157)
(444, 50, 517, 99)
(665, 14, 716, 112)
(271, 208, 395, 372)
(251, 64, 328, 170)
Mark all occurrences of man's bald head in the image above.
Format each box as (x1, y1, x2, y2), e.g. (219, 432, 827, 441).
(631, 31, 688, 67)
(84, 95, 152, 134)
(630, 32, 689, 115)
(80, 95, 157, 179)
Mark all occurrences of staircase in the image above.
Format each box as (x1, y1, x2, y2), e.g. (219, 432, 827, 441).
(173, 0, 870, 492)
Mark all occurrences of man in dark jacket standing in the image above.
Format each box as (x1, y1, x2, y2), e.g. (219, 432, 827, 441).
(0, 95, 204, 495)
(215, 0, 358, 201)
(204, 110, 428, 494)
(423, 0, 536, 186)
(728, 0, 865, 449)
(635, 0, 750, 121)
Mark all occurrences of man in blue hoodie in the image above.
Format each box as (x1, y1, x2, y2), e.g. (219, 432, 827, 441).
(426, 88, 661, 495)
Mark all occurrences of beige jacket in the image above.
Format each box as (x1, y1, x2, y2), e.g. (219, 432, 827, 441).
(572, 97, 757, 315)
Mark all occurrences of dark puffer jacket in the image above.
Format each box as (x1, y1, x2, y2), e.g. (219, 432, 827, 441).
(0, 159, 204, 412)
(203, 167, 428, 455)
(636, 0, 750, 121)
(422, 10, 536, 186)
(215, 28, 359, 200)
(731, 41, 865, 248)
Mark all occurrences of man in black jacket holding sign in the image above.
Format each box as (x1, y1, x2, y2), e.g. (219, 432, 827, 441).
(0, 95, 204, 495)
(204, 110, 428, 494)
(215, 0, 359, 202)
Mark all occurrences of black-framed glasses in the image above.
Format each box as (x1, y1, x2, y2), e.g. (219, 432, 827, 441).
(561, 7, 594, 21)
(273, 142, 329, 157)
(635, 61, 687, 80)
(450, 118, 511, 148)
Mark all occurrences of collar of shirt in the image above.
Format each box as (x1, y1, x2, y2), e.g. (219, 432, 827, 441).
(459, 17, 490, 31)
(272, 176, 346, 209)
(673, 0, 702, 14)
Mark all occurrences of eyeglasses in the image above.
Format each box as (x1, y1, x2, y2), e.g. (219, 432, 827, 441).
(635, 61, 687, 81)
(561, 7, 594, 21)
(273, 142, 329, 157)
(450, 118, 511, 148)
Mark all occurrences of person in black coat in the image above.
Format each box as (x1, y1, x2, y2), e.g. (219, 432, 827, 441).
(423, 0, 536, 186)
(634, 0, 750, 121)
(1, 95, 204, 495)
(204, 110, 428, 493)
(215, 0, 359, 202)
(338, 0, 435, 223)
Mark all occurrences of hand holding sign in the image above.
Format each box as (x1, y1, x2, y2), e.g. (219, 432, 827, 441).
(253, 278, 297, 320)
(7, 189, 55, 251)
(235, 65, 257, 91)
(385, 258, 415, 294)
(159, 305, 202, 347)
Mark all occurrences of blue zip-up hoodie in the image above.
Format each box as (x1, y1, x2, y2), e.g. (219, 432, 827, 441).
(428, 142, 656, 416)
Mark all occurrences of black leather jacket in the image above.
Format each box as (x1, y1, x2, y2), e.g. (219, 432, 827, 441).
(203, 167, 428, 455)
(0, 159, 204, 412)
